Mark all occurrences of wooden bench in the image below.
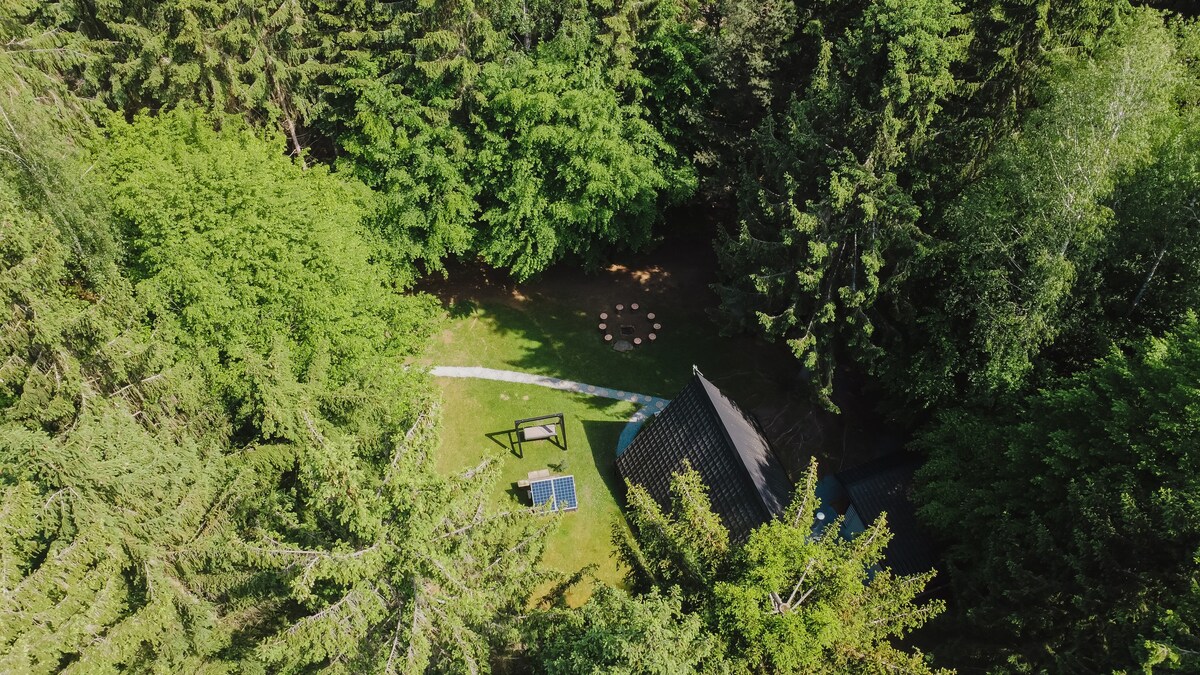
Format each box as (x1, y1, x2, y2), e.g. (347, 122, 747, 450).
(520, 424, 557, 442)
(518, 468, 553, 490)
(514, 413, 567, 452)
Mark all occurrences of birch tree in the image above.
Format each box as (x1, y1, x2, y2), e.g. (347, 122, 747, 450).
(898, 9, 1178, 404)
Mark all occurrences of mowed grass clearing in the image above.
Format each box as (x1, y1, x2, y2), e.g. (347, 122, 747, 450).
(419, 249, 816, 601)
(433, 377, 638, 595)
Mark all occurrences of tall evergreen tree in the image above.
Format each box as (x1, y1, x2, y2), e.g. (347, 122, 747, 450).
(0, 100, 233, 670)
(96, 109, 552, 671)
(523, 585, 728, 674)
(31, 0, 314, 156)
(307, 0, 694, 281)
(618, 462, 946, 673)
(712, 0, 968, 408)
(916, 317, 1200, 672)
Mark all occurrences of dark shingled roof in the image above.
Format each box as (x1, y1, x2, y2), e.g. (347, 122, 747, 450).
(616, 370, 792, 541)
(835, 453, 938, 576)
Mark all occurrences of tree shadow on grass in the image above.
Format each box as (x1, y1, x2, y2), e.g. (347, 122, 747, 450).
(465, 300, 711, 400)
(485, 429, 518, 457)
(421, 239, 769, 401)
(447, 298, 478, 319)
(504, 483, 528, 504)
(580, 419, 629, 507)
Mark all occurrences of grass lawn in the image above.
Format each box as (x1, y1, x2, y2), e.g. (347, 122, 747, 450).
(421, 270, 795, 602)
(421, 281, 781, 401)
(433, 377, 638, 600)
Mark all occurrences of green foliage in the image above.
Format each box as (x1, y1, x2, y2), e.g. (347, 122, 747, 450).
(684, 0, 798, 194)
(306, 0, 695, 281)
(100, 109, 438, 433)
(615, 464, 730, 600)
(525, 585, 727, 674)
(0, 2, 119, 282)
(1062, 19, 1200, 361)
(34, 0, 313, 150)
(18, 0, 698, 282)
(630, 0, 711, 177)
(619, 460, 946, 673)
(899, 10, 1179, 404)
(713, 0, 969, 408)
(0, 47, 231, 672)
(472, 51, 692, 279)
(9, 0, 1200, 671)
(915, 318, 1200, 671)
(0, 116, 232, 669)
(941, 0, 1126, 177)
(1, 100, 555, 672)
(303, 0, 481, 282)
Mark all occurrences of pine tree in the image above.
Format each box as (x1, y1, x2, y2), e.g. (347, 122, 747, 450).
(31, 0, 315, 157)
(524, 585, 729, 674)
(242, 411, 554, 673)
(618, 460, 946, 674)
(614, 464, 730, 603)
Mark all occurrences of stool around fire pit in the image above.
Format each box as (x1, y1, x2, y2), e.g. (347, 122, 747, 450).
(598, 303, 661, 350)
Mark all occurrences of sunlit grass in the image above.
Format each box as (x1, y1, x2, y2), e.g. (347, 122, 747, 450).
(433, 377, 638, 601)
(422, 288, 801, 603)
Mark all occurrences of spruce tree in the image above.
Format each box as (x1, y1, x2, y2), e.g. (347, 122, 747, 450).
(618, 461, 946, 674)
(917, 317, 1200, 671)
(712, 0, 968, 408)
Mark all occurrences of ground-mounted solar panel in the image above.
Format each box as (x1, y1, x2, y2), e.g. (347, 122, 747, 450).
(530, 479, 555, 509)
(529, 475, 578, 513)
(552, 476, 578, 511)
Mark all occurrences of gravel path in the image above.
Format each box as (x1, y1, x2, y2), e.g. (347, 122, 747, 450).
(429, 366, 669, 455)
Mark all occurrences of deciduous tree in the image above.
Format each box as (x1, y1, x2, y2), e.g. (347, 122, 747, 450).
(897, 10, 1178, 404)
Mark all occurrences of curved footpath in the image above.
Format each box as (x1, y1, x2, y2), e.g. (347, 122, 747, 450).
(428, 366, 670, 455)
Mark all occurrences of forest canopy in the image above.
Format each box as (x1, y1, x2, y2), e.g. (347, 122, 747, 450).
(2, 0, 1200, 672)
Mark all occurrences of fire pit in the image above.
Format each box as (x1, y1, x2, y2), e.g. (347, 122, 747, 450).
(598, 303, 660, 350)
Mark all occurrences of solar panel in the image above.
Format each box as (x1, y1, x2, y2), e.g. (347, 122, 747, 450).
(529, 475, 578, 513)
(530, 479, 555, 509)
(552, 476, 578, 511)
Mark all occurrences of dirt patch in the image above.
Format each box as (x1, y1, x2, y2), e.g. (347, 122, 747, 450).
(417, 237, 719, 314)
